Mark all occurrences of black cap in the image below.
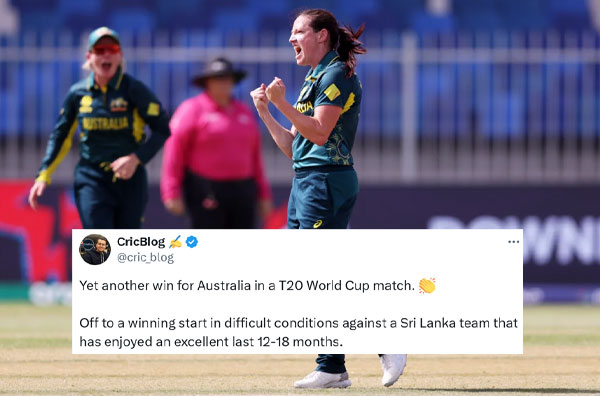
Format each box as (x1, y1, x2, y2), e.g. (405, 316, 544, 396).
(192, 57, 247, 87)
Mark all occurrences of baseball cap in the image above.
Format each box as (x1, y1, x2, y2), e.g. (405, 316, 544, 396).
(88, 27, 120, 50)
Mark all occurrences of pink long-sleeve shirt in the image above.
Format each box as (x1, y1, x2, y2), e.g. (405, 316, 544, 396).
(161, 93, 271, 202)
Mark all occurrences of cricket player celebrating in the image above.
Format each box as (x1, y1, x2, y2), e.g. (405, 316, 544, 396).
(28, 27, 170, 228)
(250, 8, 406, 390)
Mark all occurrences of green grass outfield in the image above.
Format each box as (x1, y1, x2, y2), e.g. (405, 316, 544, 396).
(0, 304, 599, 396)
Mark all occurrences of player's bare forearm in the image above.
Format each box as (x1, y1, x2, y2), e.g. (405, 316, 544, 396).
(273, 100, 338, 146)
(265, 77, 336, 146)
(258, 108, 294, 159)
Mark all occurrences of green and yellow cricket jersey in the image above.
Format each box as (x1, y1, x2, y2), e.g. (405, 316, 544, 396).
(292, 50, 362, 170)
(36, 67, 170, 184)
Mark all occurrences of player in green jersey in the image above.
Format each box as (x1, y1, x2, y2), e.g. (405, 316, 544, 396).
(251, 8, 406, 390)
(29, 27, 170, 228)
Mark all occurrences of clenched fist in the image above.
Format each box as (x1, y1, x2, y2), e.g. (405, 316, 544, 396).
(265, 77, 286, 106)
(250, 84, 269, 113)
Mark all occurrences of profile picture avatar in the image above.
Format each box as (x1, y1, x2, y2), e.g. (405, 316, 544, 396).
(80, 234, 111, 265)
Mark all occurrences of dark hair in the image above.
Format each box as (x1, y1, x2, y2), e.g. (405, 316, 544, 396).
(297, 9, 366, 77)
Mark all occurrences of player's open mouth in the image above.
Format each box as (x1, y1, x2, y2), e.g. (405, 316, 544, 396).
(101, 62, 112, 71)
(294, 46, 302, 59)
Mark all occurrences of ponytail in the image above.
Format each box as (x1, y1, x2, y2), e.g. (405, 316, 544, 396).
(298, 8, 366, 78)
(337, 24, 366, 77)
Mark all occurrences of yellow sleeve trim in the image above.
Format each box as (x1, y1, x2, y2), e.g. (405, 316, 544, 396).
(36, 120, 78, 185)
(133, 108, 146, 143)
(35, 170, 51, 184)
(341, 92, 355, 114)
(323, 84, 341, 101)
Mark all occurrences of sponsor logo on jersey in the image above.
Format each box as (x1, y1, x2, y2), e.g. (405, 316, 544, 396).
(110, 97, 128, 112)
(80, 96, 93, 113)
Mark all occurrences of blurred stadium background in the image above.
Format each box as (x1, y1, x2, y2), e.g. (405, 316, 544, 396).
(0, 1, 599, 309)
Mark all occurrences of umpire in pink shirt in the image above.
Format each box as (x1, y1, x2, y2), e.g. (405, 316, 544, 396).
(161, 58, 272, 228)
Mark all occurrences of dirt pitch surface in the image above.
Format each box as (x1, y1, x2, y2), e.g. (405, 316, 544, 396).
(1, 304, 599, 396)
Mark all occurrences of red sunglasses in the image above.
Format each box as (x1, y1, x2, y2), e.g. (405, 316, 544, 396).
(91, 44, 121, 55)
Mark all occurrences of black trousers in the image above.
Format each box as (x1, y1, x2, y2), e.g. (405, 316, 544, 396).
(183, 172, 257, 229)
(316, 354, 385, 374)
(74, 159, 147, 229)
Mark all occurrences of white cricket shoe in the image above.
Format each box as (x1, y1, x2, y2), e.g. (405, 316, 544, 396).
(294, 370, 352, 389)
(380, 354, 407, 387)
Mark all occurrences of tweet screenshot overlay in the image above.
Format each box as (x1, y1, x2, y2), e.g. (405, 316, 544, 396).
(73, 230, 523, 354)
